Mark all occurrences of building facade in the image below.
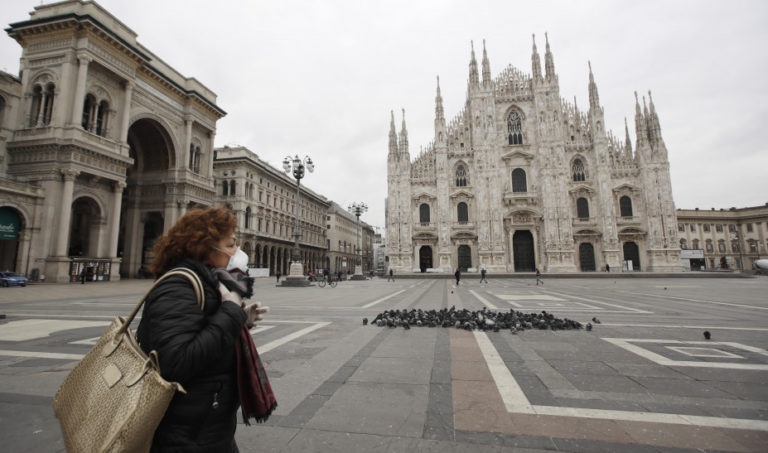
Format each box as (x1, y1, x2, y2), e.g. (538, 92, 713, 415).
(213, 145, 329, 276)
(326, 202, 374, 274)
(676, 204, 768, 271)
(0, 1, 224, 282)
(386, 37, 681, 273)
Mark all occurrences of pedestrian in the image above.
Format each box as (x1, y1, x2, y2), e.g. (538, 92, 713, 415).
(535, 268, 543, 285)
(480, 267, 488, 284)
(137, 207, 273, 451)
(79, 265, 86, 284)
(337, 270, 342, 282)
(605, 263, 610, 272)
(455, 268, 461, 286)
(388, 268, 394, 282)
(276, 270, 281, 283)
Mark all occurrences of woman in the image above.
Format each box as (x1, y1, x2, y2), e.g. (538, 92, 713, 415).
(137, 207, 266, 452)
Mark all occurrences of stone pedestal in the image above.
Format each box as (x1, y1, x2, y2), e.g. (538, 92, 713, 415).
(350, 265, 367, 280)
(279, 261, 312, 287)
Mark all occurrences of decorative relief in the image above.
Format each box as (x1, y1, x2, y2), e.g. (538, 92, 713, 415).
(28, 38, 74, 53)
(513, 213, 531, 223)
(87, 42, 135, 77)
(28, 56, 65, 67)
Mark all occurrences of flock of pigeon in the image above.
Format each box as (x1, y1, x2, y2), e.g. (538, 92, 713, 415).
(363, 306, 599, 333)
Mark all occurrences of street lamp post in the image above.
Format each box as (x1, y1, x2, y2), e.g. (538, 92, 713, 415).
(348, 202, 368, 280)
(281, 155, 313, 286)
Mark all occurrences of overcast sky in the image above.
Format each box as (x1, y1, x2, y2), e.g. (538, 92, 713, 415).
(2, 0, 767, 232)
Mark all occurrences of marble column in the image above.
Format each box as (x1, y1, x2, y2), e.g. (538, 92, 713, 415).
(55, 169, 80, 256)
(108, 181, 126, 258)
(70, 55, 92, 126)
(120, 81, 134, 143)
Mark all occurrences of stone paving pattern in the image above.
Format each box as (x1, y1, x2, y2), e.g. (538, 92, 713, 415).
(0, 275, 766, 452)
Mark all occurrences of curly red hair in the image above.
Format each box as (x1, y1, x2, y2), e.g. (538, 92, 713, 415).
(150, 207, 237, 276)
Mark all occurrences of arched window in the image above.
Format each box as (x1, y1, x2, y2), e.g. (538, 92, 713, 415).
(0, 96, 6, 128)
(706, 240, 713, 252)
(419, 203, 430, 224)
(42, 83, 54, 125)
(457, 202, 469, 223)
(245, 207, 251, 229)
(576, 197, 589, 219)
(511, 168, 527, 193)
(680, 239, 687, 250)
(96, 100, 109, 136)
(692, 239, 700, 250)
(222, 181, 228, 196)
(82, 94, 95, 130)
(718, 240, 726, 253)
(507, 111, 523, 145)
(620, 196, 633, 217)
(194, 146, 201, 173)
(29, 85, 43, 127)
(455, 165, 467, 187)
(572, 158, 586, 181)
(229, 180, 236, 196)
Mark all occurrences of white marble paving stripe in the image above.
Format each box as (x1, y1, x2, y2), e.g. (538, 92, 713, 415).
(543, 289, 652, 314)
(602, 338, 768, 370)
(628, 292, 768, 311)
(532, 405, 768, 431)
(256, 322, 331, 354)
(599, 323, 768, 331)
(473, 330, 533, 413)
(361, 289, 406, 308)
(469, 290, 498, 309)
(0, 349, 83, 360)
(472, 330, 768, 432)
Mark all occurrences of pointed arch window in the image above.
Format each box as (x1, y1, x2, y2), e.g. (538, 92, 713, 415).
(511, 168, 527, 193)
(457, 202, 469, 223)
(455, 165, 467, 187)
(619, 196, 633, 217)
(507, 111, 523, 145)
(419, 203, 430, 225)
(576, 197, 589, 219)
(29, 85, 43, 127)
(230, 180, 236, 196)
(572, 158, 586, 181)
(245, 207, 252, 229)
(96, 100, 109, 136)
(222, 181, 228, 196)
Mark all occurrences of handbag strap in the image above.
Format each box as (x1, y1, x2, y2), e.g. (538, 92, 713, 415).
(119, 267, 205, 335)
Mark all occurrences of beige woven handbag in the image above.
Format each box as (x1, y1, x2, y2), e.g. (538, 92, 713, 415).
(53, 267, 205, 453)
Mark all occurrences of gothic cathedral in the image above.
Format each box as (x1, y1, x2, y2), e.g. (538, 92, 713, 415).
(386, 36, 680, 273)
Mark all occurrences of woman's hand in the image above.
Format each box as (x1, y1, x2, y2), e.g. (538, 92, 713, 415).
(244, 301, 269, 329)
(218, 282, 243, 306)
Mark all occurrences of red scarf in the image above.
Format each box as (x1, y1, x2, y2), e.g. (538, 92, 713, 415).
(236, 325, 277, 424)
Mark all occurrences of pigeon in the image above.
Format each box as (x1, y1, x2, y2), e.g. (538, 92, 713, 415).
(703, 331, 711, 340)
(592, 317, 601, 324)
(586, 323, 593, 331)
(362, 318, 368, 326)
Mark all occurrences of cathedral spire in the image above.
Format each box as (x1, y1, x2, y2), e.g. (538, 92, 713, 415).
(531, 34, 542, 82)
(469, 40, 479, 90)
(624, 117, 633, 157)
(435, 76, 444, 121)
(544, 32, 556, 81)
(647, 90, 667, 155)
(588, 61, 600, 111)
(481, 39, 491, 87)
(398, 108, 409, 156)
(634, 91, 648, 151)
(388, 110, 398, 156)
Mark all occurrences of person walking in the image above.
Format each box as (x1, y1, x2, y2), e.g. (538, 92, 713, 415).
(535, 268, 543, 286)
(79, 265, 86, 284)
(388, 268, 394, 282)
(605, 263, 610, 272)
(136, 207, 273, 452)
(276, 270, 281, 283)
(454, 268, 461, 286)
(480, 267, 488, 284)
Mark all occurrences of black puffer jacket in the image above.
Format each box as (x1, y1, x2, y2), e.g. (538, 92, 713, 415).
(137, 259, 247, 453)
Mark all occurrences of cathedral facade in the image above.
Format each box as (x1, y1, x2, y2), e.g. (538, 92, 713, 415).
(386, 36, 681, 273)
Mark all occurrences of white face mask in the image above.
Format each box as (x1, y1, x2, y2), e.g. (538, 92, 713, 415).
(226, 247, 249, 272)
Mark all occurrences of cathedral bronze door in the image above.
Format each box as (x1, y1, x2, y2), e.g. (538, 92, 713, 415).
(623, 242, 641, 270)
(512, 230, 535, 272)
(458, 245, 471, 271)
(419, 246, 433, 272)
(579, 243, 596, 271)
